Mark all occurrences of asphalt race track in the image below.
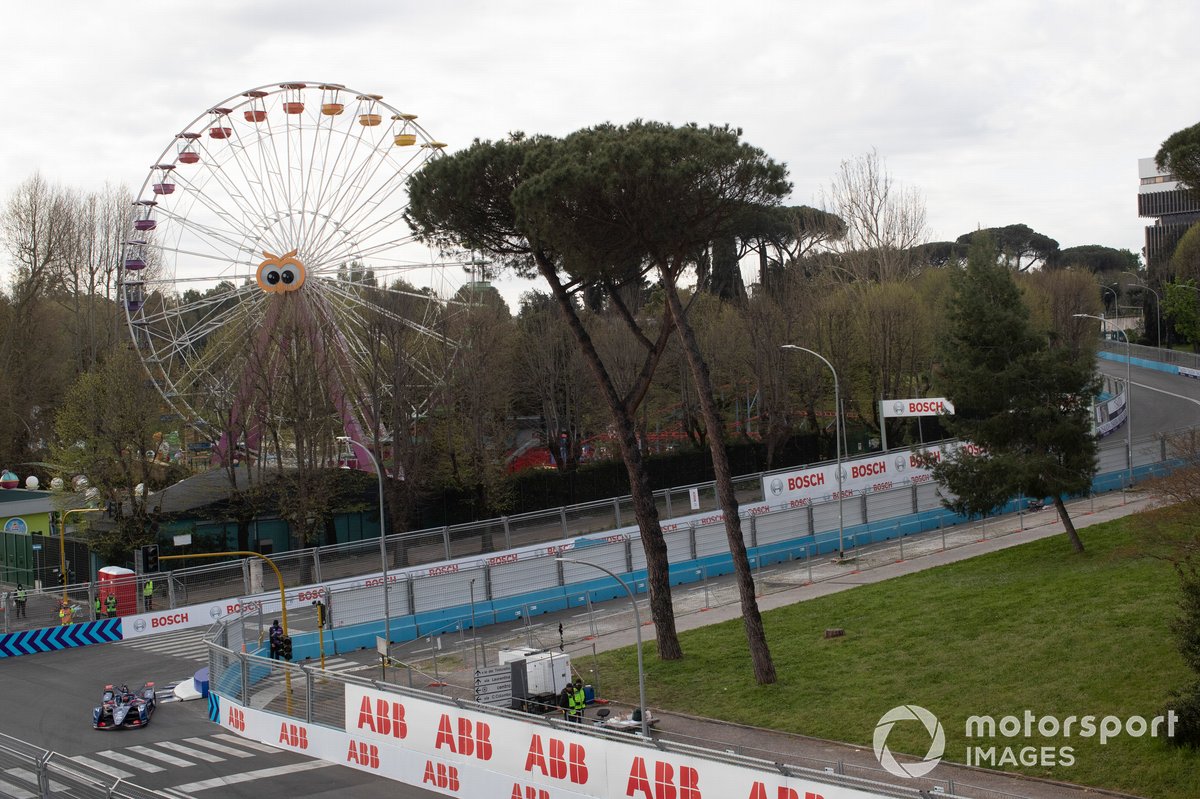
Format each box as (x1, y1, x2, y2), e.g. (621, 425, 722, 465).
(1098, 359, 1200, 439)
(0, 637, 438, 798)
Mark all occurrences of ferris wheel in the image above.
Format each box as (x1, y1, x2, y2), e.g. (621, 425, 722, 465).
(119, 82, 468, 471)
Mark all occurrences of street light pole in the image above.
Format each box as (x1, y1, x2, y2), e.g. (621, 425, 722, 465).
(555, 557, 648, 738)
(1100, 284, 1118, 317)
(469, 578, 481, 669)
(1122, 272, 1161, 349)
(782, 345, 845, 556)
(59, 508, 102, 600)
(1074, 313, 1133, 489)
(337, 436, 391, 652)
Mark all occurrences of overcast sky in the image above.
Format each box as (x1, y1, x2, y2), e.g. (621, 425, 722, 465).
(2, 0, 1195, 306)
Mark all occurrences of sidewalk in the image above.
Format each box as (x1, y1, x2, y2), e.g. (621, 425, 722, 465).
(398, 489, 1157, 799)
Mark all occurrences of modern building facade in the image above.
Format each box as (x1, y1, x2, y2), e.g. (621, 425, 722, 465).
(1138, 157, 1200, 276)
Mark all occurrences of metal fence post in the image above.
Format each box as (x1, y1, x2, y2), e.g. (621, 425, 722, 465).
(442, 526, 451, 560)
(613, 498, 622, 529)
(305, 669, 315, 722)
(502, 516, 512, 550)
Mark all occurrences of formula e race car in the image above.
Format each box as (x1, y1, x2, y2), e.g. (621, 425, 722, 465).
(92, 683, 156, 730)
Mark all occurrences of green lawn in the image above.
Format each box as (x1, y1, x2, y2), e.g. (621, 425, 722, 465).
(593, 518, 1199, 798)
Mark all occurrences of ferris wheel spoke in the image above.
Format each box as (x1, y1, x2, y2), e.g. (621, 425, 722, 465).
(312, 225, 422, 268)
(316, 278, 458, 350)
(309, 145, 428, 260)
(152, 204, 260, 260)
(173, 152, 276, 244)
(194, 137, 282, 242)
(303, 126, 417, 257)
(300, 110, 367, 251)
(142, 297, 261, 377)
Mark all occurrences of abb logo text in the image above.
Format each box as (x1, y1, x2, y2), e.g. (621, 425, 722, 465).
(626, 757, 700, 799)
(748, 785, 825, 799)
(152, 612, 188, 628)
(525, 735, 588, 784)
(511, 785, 551, 799)
(356, 696, 408, 738)
(227, 706, 244, 731)
(279, 722, 308, 749)
(435, 714, 492, 759)
(423, 761, 460, 791)
(346, 740, 380, 769)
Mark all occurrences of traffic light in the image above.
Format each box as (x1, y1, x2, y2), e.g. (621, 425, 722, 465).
(280, 636, 293, 661)
(141, 544, 160, 573)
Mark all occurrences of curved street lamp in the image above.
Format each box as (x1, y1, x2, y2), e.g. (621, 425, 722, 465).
(1074, 313, 1133, 489)
(337, 436, 391, 651)
(555, 557, 649, 738)
(781, 345, 845, 556)
(1122, 272, 1161, 348)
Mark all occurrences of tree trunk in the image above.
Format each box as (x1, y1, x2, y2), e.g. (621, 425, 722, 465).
(662, 272, 776, 684)
(1053, 495, 1085, 553)
(535, 256, 683, 660)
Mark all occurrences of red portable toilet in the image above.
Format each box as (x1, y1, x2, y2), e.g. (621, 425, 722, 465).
(97, 566, 137, 617)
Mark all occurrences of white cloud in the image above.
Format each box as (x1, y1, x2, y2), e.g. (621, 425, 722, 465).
(2, 0, 1195, 308)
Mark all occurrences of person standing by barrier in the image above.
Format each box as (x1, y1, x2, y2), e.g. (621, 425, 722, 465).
(105, 593, 118, 618)
(58, 598, 73, 626)
(268, 619, 283, 659)
(570, 678, 586, 723)
(94, 595, 102, 619)
(143, 578, 154, 611)
(14, 584, 26, 619)
(558, 685, 573, 721)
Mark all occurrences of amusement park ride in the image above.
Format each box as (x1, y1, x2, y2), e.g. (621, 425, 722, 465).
(118, 82, 469, 475)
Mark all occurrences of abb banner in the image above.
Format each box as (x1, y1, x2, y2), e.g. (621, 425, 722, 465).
(762, 443, 972, 507)
(310, 683, 885, 799)
(879, 397, 955, 418)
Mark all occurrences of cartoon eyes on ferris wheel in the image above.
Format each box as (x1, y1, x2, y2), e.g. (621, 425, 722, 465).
(256, 249, 306, 293)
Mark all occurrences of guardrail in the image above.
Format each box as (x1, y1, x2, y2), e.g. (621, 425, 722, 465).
(0, 732, 170, 799)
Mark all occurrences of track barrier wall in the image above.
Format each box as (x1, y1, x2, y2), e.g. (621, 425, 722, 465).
(204, 617, 948, 799)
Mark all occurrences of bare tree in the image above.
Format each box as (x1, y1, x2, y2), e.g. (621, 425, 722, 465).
(821, 149, 930, 283)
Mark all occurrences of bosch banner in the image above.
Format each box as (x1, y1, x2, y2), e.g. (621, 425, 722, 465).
(880, 398, 955, 418)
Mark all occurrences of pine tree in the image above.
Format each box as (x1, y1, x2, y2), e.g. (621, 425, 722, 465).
(932, 235, 1099, 552)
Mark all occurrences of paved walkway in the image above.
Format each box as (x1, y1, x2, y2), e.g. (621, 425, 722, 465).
(394, 488, 1157, 799)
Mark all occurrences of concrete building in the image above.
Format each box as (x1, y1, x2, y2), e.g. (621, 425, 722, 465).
(1138, 156, 1200, 275)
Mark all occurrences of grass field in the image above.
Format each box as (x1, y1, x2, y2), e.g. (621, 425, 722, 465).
(593, 517, 1199, 798)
